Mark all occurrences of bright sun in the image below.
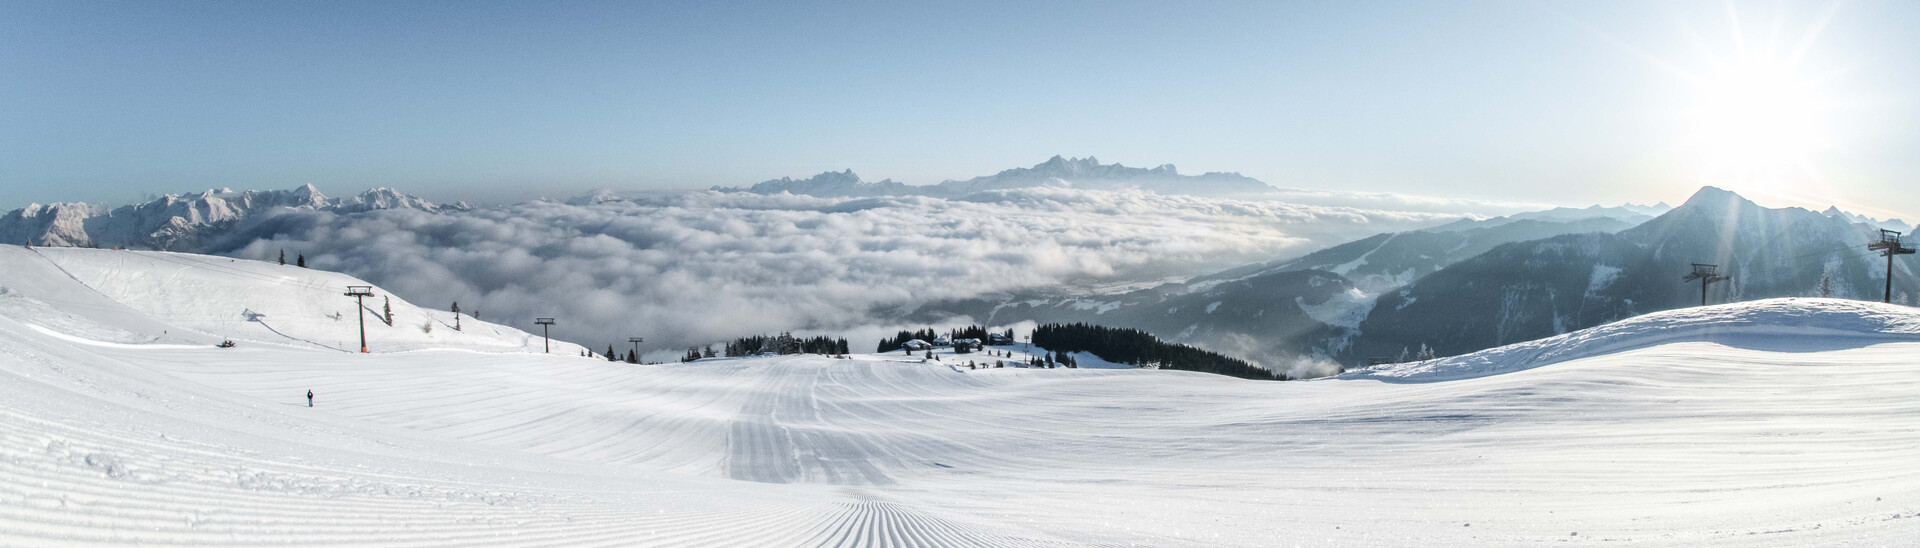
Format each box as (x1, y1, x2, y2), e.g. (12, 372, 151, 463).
(1683, 57, 1832, 182)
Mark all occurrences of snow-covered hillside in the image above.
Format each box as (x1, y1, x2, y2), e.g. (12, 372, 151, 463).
(3, 247, 1919, 545)
(1349, 297, 1920, 382)
(2, 246, 578, 354)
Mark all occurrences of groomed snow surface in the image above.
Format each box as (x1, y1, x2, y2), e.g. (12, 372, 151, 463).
(4, 247, 1919, 546)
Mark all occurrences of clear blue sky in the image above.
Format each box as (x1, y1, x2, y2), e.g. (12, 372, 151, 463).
(4, 1, 1918, 218)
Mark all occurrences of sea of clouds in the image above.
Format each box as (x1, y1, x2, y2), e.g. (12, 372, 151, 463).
(218, 188, 1479, 358)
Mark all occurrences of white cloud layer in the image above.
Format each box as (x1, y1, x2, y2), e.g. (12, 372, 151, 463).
(222, 188, 1466, 353)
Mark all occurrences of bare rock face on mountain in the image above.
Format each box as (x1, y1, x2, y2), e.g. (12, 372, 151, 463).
(0, 185, 458, 250)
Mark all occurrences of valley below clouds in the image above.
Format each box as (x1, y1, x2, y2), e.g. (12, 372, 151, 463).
(213, 188, 1472, 356)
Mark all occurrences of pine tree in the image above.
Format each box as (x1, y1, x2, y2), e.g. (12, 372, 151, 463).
(383, 297, 394, 325)
(607, 345, 618, 362)
(296, 254, 306, 267)
(278, 249, 285, 265)
(1820, 272, 1834, 298)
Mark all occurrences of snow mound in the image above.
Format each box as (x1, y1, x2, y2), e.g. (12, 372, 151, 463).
(1346, 298, 1920, 382)
(1, 246, 581, 354)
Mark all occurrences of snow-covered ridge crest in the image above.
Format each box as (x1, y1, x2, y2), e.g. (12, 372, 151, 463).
(1346, 298, 1920, 382)
(0, 185, 462, 250)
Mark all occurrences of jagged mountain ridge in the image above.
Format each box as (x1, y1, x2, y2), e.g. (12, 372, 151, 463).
(0, 185, 462, 250)
(1821, 206, 1913, 232)
(714, 156, 1276, 197)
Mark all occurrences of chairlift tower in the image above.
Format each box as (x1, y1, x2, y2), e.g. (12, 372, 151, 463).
(450, 302, 461, 331)
(535, 318, 556, 353)
(1868, 229, 1916, 304)
(344, 286, 374, 353)
(629, 337, 644, 361)
(1681, 263, 1730, 307)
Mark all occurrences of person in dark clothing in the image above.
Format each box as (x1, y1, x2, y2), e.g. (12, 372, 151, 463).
(306, 390, 313, 407)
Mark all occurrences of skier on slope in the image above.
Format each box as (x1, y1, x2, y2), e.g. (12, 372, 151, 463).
(306, 390, 314, 407)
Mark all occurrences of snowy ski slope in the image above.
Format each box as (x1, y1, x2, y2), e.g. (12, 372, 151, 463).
(3, 247, 1920, 546)
(10, 246, 584, 354)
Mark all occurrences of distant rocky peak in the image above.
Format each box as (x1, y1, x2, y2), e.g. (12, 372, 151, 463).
(811, 169, 864, 183)
(335, 187, 441, 213)
(1657, 187, 1775, 225)
(1030, 155, 1103, 174)
(1676, 186, 1752, 212)
(289, 183, 327, 204)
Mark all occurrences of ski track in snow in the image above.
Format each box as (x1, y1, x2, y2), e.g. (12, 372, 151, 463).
(4, 247, 1920, 546)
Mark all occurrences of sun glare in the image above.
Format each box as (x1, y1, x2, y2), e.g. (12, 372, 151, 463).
(1683, 57, 1831, 183)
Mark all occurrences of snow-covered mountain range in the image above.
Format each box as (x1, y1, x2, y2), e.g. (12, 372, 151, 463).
(714, 155, 1276, 197)
(0, 185, 462, 250)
